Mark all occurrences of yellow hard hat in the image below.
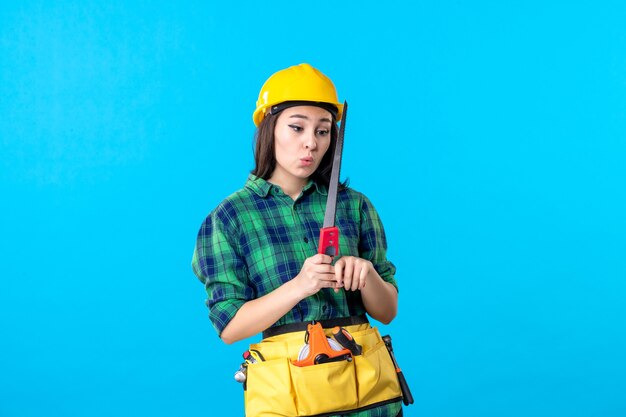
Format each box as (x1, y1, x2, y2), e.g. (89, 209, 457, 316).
(253, 63, 344, 126)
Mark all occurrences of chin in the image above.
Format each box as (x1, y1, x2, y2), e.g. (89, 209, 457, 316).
(293, 168, 316, 178)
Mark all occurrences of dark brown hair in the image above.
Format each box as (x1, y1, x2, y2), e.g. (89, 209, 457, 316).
(251, 112, 347, 190)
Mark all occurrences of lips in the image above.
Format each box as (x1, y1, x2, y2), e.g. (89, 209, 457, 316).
(300, 157, 314, 167)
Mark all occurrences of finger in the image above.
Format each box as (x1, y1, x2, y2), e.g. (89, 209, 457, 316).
(314, 264, 336, 275)
(315, 254, 333, 264)
(343, 260, 354, 290)
(358, 264, 368, 290)
(319, 278, 338, 288)
(334, 262, 344, 288)
(351, 263, 361, 291)
(307, 254, 321, 265)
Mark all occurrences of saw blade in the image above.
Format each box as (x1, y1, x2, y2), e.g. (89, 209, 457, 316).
(321, 100, 348, 229)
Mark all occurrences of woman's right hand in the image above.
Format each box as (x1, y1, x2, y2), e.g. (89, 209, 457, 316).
(293, 254, 336, 298)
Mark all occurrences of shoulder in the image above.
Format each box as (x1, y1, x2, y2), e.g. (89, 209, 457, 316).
(338, 186, 373, 207)
(210, 187, 258, 226)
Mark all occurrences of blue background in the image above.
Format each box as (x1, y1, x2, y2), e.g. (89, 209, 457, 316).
(1, 1, 625, 416)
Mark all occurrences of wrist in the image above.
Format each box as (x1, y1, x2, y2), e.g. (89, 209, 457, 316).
(285, 276, 308, 302)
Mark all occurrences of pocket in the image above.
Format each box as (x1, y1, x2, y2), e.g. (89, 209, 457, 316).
(289, 359, 358, 416)
(348, 326, 382, 353)
(245, 358, 297, 417)
(354, 341, 402, 407)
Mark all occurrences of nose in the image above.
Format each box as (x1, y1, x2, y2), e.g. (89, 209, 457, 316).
(304, 131, 317, 150)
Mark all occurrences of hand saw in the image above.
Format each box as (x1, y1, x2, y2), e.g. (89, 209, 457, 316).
(318, 100, 348, 257)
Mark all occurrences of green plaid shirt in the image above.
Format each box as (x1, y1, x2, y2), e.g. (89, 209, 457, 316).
(192, 174, 402, 417)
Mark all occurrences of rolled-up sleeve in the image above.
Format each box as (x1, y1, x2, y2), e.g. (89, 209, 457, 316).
(191, 203, 252, 335)
(358, 194, 398, 292)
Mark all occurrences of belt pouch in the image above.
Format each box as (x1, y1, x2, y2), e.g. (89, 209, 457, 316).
(243, 325, 402, 417)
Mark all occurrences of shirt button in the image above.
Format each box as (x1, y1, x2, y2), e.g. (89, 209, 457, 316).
(303, 237, 309, 243)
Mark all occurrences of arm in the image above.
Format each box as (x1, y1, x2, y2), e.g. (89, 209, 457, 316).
(360, 266, 398, 324)
(193, 198, 341, 344)
(334, 257, 398, 324)
(220, 254, 336, 344)
(333, 192, 399, 324)
(219, 279, 301, 344)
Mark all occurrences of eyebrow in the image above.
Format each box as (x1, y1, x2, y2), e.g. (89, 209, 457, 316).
(289, 114, 332, 123)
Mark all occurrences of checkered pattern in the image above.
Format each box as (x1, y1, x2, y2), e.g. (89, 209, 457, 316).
(192, 174, 402, 416)
(192, 174, 398, 335)
(332, 402, 403, 417)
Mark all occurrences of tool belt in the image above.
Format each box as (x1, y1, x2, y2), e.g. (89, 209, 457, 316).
(243, 316, 403, 417)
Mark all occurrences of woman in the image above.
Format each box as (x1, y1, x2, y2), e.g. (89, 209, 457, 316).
(192, 63, 403, 417)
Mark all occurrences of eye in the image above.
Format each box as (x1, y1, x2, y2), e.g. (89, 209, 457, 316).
(316, 129, 330, 137)
(288, 124, 303, 132)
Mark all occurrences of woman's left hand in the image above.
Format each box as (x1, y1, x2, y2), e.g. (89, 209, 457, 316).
(333, 256, 373, 291)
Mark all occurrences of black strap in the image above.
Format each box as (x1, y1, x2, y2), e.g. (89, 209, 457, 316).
(262, 315, 369, 339)
(270, 100, 339, 120)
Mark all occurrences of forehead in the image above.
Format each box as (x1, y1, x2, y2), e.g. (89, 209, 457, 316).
(278, 105, 333, 122)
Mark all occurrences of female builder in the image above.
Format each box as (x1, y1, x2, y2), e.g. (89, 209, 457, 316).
(192, 63, 403, 417)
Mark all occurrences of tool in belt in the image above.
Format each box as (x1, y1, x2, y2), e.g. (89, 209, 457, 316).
(383, 335, 414, 406)
(292, 321, 356, 367)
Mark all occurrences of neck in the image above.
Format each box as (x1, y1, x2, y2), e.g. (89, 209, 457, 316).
(268, 173, 307, 200)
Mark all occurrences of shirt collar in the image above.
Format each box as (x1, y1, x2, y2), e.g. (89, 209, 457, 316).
(245, 174, 328, 198)
(245, 174, 272, 197)
(308, 180, 328, 196)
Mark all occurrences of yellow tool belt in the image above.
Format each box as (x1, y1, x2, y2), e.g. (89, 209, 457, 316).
(243, 319, 403, 417)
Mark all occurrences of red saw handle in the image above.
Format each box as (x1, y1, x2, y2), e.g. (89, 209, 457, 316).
(318, 226, 339, 257)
